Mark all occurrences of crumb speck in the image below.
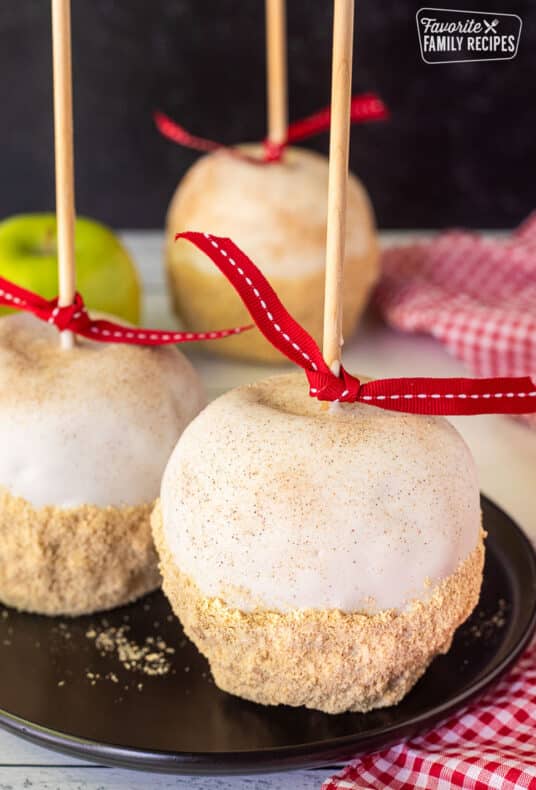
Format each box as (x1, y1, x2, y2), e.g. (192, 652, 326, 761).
(85, 623, 174, 677)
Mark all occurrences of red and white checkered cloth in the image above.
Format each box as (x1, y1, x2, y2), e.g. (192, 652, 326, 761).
(323, 638, 536, 790)
(375, 215, 536, 427)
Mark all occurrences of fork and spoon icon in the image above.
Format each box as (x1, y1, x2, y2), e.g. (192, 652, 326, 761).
(483, 18, 499, 33)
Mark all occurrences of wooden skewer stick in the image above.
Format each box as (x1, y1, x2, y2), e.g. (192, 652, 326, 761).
(265, 0, 288, 147)
(322, 0, 355, 375)
(51, 0, 76, 350)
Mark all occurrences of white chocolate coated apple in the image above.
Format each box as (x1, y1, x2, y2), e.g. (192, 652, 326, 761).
(161, 373, 481, 614)
(168, 146, 376, 277)
(0, 313, 205, 508)
(165, 146, 379, 362)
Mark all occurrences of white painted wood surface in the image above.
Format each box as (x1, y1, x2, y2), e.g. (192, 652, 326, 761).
(0, 230, 534, 789)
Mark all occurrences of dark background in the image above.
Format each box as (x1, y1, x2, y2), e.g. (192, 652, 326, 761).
(0, 1, 534, 229)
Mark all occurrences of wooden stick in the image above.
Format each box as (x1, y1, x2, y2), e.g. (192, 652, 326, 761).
(265, 0, 288, 146)
(51, 0, 76, 350)
(322, 0, 355, 375)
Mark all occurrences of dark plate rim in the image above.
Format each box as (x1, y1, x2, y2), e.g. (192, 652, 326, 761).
(1, 495, 535, 775)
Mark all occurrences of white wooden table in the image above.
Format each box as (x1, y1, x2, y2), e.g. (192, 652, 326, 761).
(1, 231, 534, 789)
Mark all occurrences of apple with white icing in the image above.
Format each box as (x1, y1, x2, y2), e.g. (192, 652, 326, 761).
(153, 372, 485, 714)
(165, 147, 378, 362)
(0, 312, 205, 616)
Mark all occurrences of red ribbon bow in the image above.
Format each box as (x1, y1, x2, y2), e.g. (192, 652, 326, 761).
(154, 92, 388, 164)
(0, 277, 251, 345)
(174, 232, 536, 416)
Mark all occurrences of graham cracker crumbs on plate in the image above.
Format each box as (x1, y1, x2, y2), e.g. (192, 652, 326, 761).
(49, 622, 75, 646)
(85, 624, 174, 677)
(469, 598, 509, 640)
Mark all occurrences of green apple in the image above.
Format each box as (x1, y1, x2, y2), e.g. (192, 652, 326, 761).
(0, 214, 140, 323)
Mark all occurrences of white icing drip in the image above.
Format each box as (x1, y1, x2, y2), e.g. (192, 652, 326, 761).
(161, 373, 482, 614)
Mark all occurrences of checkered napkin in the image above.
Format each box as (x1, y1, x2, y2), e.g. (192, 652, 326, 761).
(323, 638, 536, 790)
(375, 215, 536, 427)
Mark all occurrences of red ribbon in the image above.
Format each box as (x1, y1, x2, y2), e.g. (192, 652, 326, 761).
(154, 93, 388, 164)
(175, 232, 536, 416)
(0, 277, 251, 345)
(1, 236, 534, 417)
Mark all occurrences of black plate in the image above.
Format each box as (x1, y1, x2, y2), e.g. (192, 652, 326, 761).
(0, 496, 535, 775)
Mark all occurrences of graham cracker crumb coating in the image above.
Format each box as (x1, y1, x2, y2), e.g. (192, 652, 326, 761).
(0, 487, 160, 616)
(153, 502, 485, 714)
